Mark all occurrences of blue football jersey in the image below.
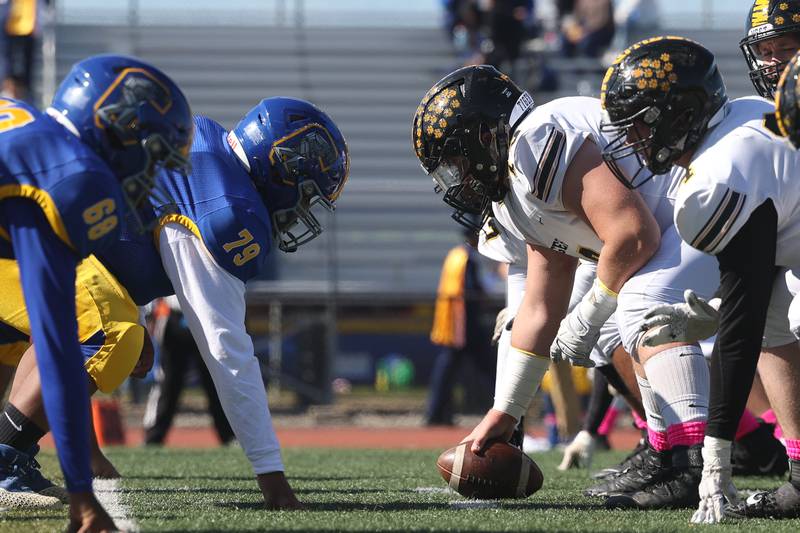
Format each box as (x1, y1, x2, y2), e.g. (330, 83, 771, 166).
(97, 115, 273, 305)
(0, 98, 124, 259)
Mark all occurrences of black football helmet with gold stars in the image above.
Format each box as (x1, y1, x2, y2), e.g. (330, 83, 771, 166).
(412, 65, 534, 230)
(740, 0, 800, 98)
(600, 36, 727, 188)
(774, 51, 800, 148)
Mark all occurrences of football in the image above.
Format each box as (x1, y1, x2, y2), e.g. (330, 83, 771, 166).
(436, 440, 544, 499)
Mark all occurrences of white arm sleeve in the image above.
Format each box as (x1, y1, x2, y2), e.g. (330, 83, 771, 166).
(158, 223, 284, 474)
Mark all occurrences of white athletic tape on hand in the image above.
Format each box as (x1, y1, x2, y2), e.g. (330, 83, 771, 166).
(516, 457, 530, 497)
(450, 443, 467, 492)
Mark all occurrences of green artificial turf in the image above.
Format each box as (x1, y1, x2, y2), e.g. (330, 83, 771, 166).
(2, 447, 800, 532)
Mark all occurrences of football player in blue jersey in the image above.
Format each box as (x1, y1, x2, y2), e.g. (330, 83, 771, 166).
(0, 96, 349, 511)
(0, 54, 192, 531)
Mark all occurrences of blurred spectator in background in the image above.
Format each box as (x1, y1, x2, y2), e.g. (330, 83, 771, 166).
(482, 0, 534, 71)
(442, 0, 486, 63)
(609, 0, 660, 56)
(0, 0, 44, 103)
(559, 0, 615, 58)
(143, 298, 234, 446)
(425, 224, 494, 426)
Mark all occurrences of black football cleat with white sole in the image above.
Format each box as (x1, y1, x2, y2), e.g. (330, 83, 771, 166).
(605, 445, 702, 510)
(584, 445, 669, 498)
(725, 482, 800, 519)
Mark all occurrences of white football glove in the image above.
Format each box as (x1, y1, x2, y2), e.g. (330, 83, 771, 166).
(691, 437, 739, 524)
(558, 430, 596, 471)
(550, 278, 617, 368)
(640, 289, 720, 347)
(550, 310, 600, 367)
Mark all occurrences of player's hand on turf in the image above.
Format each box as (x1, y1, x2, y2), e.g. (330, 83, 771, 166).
(68, 492, 120, 533)
(558, 430, 596, 471)
(690, 438, 738, 524)
(549, 308, 598, 368)
(641, 289, 720, 347)
(91, 451, 121, 479)
(257, 471, 304, 510)
(461, 409, 517, 454)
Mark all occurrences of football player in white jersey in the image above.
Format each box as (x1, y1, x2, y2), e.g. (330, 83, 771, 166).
(601, 36, 800, 521)
(413, 64, 722, 509)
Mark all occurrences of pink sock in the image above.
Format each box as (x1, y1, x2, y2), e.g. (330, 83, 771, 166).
(648, 427, 669, 452)
(597, 407, 621, 436)
(761, 409, 777, 424)
(667, 421, 706, 447)
(786, 439, 800, 461)
(632, 411, 647, 430)
(760, 409, 784, 439)
(735, 409, 761, 440)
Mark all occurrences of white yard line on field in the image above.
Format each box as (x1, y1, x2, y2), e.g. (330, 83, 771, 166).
(93, 478, 139, 532)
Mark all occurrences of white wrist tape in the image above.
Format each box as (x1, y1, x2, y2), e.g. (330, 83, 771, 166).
(702, 436, 732, 468)
(492, 346, 551, 421)
(577, 278, 618, 327)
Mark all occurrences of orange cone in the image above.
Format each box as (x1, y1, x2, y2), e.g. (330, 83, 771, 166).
(91, 397, 126, 446)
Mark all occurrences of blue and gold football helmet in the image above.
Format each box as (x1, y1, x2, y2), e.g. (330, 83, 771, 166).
(48, 54, 193, 228)
(228, 97, 349, 252)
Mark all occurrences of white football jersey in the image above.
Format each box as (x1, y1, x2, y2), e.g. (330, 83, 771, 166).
(491, 96, 682, 263)
(675, 96, 800, 267)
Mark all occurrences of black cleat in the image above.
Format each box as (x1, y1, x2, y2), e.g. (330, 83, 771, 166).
(725, 482, 800, 519)
(605, 445, 702, 510)
(592, 435, 649, 480)
(584, 445, 669, 498)
(732, 421, 788, 477)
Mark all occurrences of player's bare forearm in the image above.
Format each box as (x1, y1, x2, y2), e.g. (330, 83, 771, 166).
(510, 244, 577, 354)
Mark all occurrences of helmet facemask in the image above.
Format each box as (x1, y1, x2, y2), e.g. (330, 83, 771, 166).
(270, 179, 334, 253)
(425, 113, 510, 232)
(739, 0, 800, 98)
(601, 100, 700, 188)
(741, 32, 800, 97)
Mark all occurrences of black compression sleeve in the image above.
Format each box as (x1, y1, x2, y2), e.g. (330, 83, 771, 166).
(706, 200, 778, 440)
(583, 370, 614, 434)
(595, 360, 631, 397)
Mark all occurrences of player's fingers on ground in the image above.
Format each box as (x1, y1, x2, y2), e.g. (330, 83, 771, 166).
(711, 495, 725, 523)
(691, 501, 707, 524)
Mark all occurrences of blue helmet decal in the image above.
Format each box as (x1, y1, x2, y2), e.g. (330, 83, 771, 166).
(49, 55, 194, 231)
(229, 97, 349, 252)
